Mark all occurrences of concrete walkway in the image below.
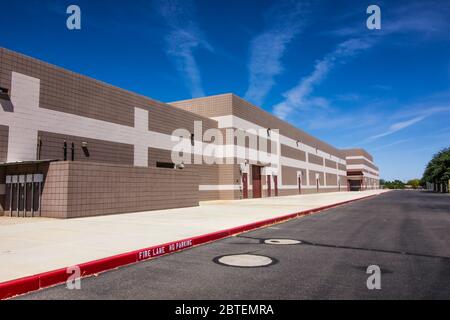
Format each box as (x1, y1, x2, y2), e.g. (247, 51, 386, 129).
(0, 190, 387, 283)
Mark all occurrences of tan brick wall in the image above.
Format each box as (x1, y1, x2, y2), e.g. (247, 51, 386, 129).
(218, 163, 240, 185)
(209, 128, 275, 155)
(338, 163, 346, 171)
(281, 166, 306, 186)
(62, 162, 198, 218)
(170, 94, 233, 118)
(326, 173, 338, 186)
(148, 101, 218, 136)
(148, 147, 175, 167)
(340, 175, 348, 188)
(325, 159, 337, 169)
(0, 48, 361, 210)
(308, 153, 324, 166)
(0, 125, 8, 163)
(278, 187, 340, 196)
(342, 148, 374, 162)
(231, 95, 346, 159)
(309, 170, 325, 186)
(346, 158, 379, 171)
(40, 162, 70, 218)
(226, 129, 274, 154)
(199, 190, 239, 201)
(281, 144, 306, 161)
(171, 93, 346, 160)
(0, 49, 133, 126)
(1, 161, 199, 218)
(148, 147, 239, 189)
(0, 48, 216, 135)
(38, 131, 134, 165)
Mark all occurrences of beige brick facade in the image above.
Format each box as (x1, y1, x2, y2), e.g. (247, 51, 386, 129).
(0, 125, 8, 163)
(0, 48, 379, 218)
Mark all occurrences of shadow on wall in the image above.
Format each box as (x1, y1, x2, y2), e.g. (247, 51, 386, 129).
(0, 167, 6, 214)
(0, 89, 14, 112)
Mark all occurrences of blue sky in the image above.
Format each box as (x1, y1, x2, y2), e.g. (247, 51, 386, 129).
(1, 0, 449, 181)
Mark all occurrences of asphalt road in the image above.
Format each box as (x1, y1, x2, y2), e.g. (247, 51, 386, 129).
(20, 191, 450, 299)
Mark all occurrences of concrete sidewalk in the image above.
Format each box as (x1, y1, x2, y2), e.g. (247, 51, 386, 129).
(0, 190, 387, 283)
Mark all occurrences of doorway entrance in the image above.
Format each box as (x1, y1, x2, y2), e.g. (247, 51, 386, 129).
(273, 176, 278, 196)
(5, 174, 43, 217)
(242, 173, 248, 199)
(298, 176, 302, 194)
(251, 165, 262, 198)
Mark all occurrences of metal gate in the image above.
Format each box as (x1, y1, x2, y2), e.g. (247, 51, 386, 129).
(5, 174, 43, 217)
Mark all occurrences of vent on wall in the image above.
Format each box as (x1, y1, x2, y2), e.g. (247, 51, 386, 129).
(156, 162, 175, 169)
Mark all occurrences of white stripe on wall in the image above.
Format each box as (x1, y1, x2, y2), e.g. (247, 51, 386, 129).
(346, 156, 376, 166)
(211, 115, 347, 165)
(198, 184, 343, 191)
(2, 72, 377, 191)
(199, 185, 241, 191)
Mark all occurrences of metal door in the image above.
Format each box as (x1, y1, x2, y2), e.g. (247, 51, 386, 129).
(242, 173, 248, 199)
(251, 165, 262, 198)
(298, 176, 302, 194)
(274, 175, 278, 196)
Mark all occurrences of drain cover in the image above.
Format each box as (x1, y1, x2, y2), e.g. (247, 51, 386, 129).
(215, 254, 276, 268)
(264, 239, 302, 245)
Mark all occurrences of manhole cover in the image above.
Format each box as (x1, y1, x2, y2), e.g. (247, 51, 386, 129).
(264, 239, 301, 245)
(214, 254, 277, 268)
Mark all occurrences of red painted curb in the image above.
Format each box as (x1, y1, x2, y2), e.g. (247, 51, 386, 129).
(0, 194, 377, 300)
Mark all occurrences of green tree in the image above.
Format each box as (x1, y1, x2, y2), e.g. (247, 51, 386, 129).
(422, 147, 450, 192)
(383, 180, 405, 189)
(407, 179, 421, 189)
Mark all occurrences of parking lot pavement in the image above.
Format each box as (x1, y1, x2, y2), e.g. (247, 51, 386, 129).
(21, 190, 450, 300)
(0, 189, 384, 283)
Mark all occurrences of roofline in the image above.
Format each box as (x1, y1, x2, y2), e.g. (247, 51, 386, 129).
(171, 93, 346, 158)
(0, 47, 218, 125)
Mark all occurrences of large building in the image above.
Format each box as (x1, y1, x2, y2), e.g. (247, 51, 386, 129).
(0, 48, 379, 218)
(342, 149, 380, 191)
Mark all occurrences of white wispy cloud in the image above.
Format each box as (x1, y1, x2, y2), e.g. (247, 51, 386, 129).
(328, 1, 450, 41)
(383, 1, 450, 38)
(273, 37, 375, 119)
(363, 103, 450, 143)
(244, 1, 307, 105)
(371, 139, 411, 151)
(157, 0, 211, 98)
(334, 93, 361, 102)
(366, 116, 427, 142)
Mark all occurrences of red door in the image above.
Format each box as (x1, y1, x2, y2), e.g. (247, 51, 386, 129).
(298, 176, 302, 194)
(252, 165, 262, 198)
(267, 175, 271, 197)
(274, 175, 279, 196)
(242, 173, 248, 199)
